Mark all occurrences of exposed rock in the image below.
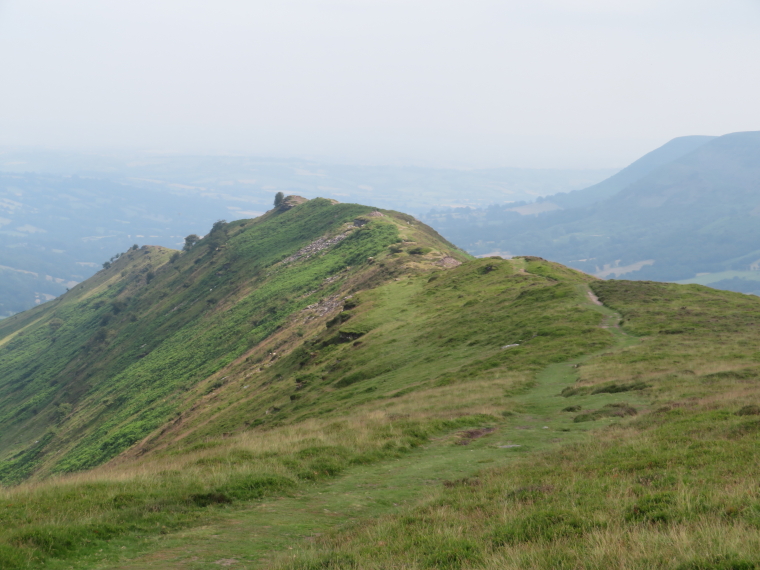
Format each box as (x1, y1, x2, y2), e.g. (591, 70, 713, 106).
(302, 294, 349, 319)
(282, 232, 351, 264)
(438, 256, 462, 269)
(281, 195, 309, 210)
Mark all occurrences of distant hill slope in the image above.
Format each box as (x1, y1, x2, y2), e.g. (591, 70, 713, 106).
(423, 131, 760, 283)
(551, 134, 715, 209)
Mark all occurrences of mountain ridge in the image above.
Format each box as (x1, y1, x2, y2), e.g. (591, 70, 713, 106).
(551, 134, 715, 209)
(423, 130, 760, 284)
(0, 198, 472, 481)
(2, 197, 760, 568)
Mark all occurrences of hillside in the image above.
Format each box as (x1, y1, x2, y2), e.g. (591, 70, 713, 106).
(423, 131, 760, 285)
(0, 197, 474, 481)
(0, 198, 759, 569)
(551, 134, 715, 209)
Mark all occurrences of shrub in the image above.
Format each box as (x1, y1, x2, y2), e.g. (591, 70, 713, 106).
(183, 234, 200, 251)
(737, 405, 760, 416)
(218, 474, 295, 501)
(625, 492, 677, 524)
(492, 509, 594, 544)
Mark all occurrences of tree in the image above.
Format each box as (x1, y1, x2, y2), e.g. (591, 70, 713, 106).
(274, 191, 285, 208)
(183, 234, 200, 251)
(206, 221, 228, 252)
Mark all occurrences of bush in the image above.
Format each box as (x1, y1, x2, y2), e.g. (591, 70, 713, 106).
(183, 234, 200, 251)
(0, 544, 26, 569)
(492, 509, 594, 544)
(625, 492, 677, 524)
(218, 474, 295, 501)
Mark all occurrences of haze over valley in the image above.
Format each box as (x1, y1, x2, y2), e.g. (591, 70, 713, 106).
(0, 153, 615, 316)
(2, 1, 760, 569)
(422, 131, 760, 293)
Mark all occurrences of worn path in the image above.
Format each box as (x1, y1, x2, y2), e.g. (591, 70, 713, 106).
(59, 285, 641, 570)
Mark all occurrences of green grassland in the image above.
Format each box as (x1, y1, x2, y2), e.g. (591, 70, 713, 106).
(0, 199, 426, 481)
(274, 280, 760, 570)
(0, 198, 759, 568)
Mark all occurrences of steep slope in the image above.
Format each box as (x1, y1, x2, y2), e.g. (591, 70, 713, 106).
(0, 249, 620, 568)
(424, 131, 760, 283)
(0, 199, 759, 569)
(0, 198, 472, 482)
(551, 134, 714, 209)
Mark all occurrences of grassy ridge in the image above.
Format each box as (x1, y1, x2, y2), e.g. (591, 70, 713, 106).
(0, 248, 618, 567)
(276, 281, 760, 569)
(0, 199, 423, 482)
(2, 198, 759, 568)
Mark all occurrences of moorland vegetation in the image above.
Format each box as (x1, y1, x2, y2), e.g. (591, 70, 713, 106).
(0, 197, 758, 569)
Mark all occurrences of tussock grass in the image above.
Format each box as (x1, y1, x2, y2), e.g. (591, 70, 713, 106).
(0, 409, 497, 567)
(272, 281, 760, 569)
(279, 413, 760, 569)
(4, 235, 760, 568)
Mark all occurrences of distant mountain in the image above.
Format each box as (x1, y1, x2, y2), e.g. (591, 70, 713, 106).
(551, 135, 715, 209)
(423, 131, 760, 283)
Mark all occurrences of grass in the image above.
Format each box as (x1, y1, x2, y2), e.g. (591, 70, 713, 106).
(266, 281, 760, 569)
(0, 243, 619, 567)
(0, 200, 427, 481)
(2, 199, 760, 568)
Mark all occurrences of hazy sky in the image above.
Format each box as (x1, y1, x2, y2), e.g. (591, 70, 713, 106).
(1, 0, 759, 168)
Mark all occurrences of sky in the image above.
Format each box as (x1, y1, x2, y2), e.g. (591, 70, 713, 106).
(0, 0, 759, 169)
